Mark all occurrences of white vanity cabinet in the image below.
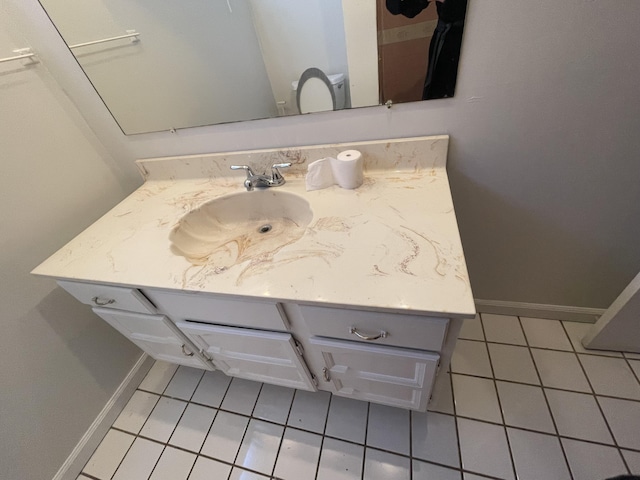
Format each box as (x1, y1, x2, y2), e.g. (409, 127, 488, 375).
(56, 280, 460, 411)
(33, 137, 476, 412)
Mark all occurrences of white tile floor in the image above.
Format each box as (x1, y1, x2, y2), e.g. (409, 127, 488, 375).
(79, 314, 640, 480)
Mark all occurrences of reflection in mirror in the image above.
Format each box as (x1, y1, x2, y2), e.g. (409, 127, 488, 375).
(379, 0, 467, 103)
(38, 0, 467, 135)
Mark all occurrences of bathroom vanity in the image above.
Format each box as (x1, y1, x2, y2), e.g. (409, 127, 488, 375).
(32, 136, 475, 412)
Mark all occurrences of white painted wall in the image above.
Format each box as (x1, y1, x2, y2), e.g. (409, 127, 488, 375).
(584, 271, 640, 353)
(0, 5, 142, 479)
(40, 0, 276, 133)
(249, 0, 351, 116)
(342, 0, 379, 108)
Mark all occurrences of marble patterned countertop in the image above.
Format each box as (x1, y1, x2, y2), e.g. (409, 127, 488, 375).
(32, 135, 475, 319)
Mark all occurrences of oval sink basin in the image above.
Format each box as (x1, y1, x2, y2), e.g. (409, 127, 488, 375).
(170, 190, 313, 266)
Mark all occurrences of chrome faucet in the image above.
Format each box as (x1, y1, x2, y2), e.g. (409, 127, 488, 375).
(230, 163, 291, 191)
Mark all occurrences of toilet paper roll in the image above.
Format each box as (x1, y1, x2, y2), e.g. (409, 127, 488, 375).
(305, 150, 364, 191)
(331, 149, 364, 189)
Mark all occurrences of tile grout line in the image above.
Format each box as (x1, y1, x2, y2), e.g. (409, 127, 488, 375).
(520, 316, 574, 480)
(269, 387, 298, 479)
(80, 474, 101, 480)
(565, 322, 632, 476)
(130, 365, 180, 436)
(148, 367, 205, 480)
(151, 368, 206, 480)
(158, 363, 182, 395)
(431, 318, 518, 480)
(481, 314, 518, 480)
(313, 392, 333, 480)
(180, 368, 211, 480)
(360, 402, 371, 480)
(448, 369, 640, 405)
(92, 431, 135, 480)
(195, 372, 232, 478)
(145, 444, 168, 480)
(448, 361, 465, 477)
(459, 472, 507, 480)
(458, 336, 625, 359)
(450, 315, 487, 476)
(221, 377, 249, 480)
(228, 381, 265, 478)
(451, 318, 527, 480)
(108, 392, 162, 480)
(143, 366, 205, 480)
(622, 354, 640, 387)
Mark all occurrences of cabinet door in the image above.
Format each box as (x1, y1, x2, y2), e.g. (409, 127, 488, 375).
(309, 337, 439, 411)
(93, 308, 213, 370)
(177, 321, 316, 391)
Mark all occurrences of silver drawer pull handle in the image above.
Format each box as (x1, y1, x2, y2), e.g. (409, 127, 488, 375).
(349, 327, 388, 341)
(322, 367, 331, 382)
(181, 344, 194, 357)
(92, 296, 116, 306)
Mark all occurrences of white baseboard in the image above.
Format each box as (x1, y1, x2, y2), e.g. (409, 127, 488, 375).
(475, 299, 605, 323)
(52, 354, 154, 480)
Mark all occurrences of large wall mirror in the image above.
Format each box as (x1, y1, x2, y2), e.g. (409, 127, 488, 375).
(38, 0, 468, 135)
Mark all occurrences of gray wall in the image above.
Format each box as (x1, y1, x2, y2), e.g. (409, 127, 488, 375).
(0, 4, 142, 479)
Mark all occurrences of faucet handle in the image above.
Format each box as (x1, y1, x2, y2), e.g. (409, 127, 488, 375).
(270, 162, 291, 184)
(271, 162, 292, 169)
(230, 165, 255, 177)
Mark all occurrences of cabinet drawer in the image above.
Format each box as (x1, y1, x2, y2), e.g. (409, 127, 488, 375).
(144, 289, 288, 331)
(300, 305, 448, 352)
(58, 280, 156, 314)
